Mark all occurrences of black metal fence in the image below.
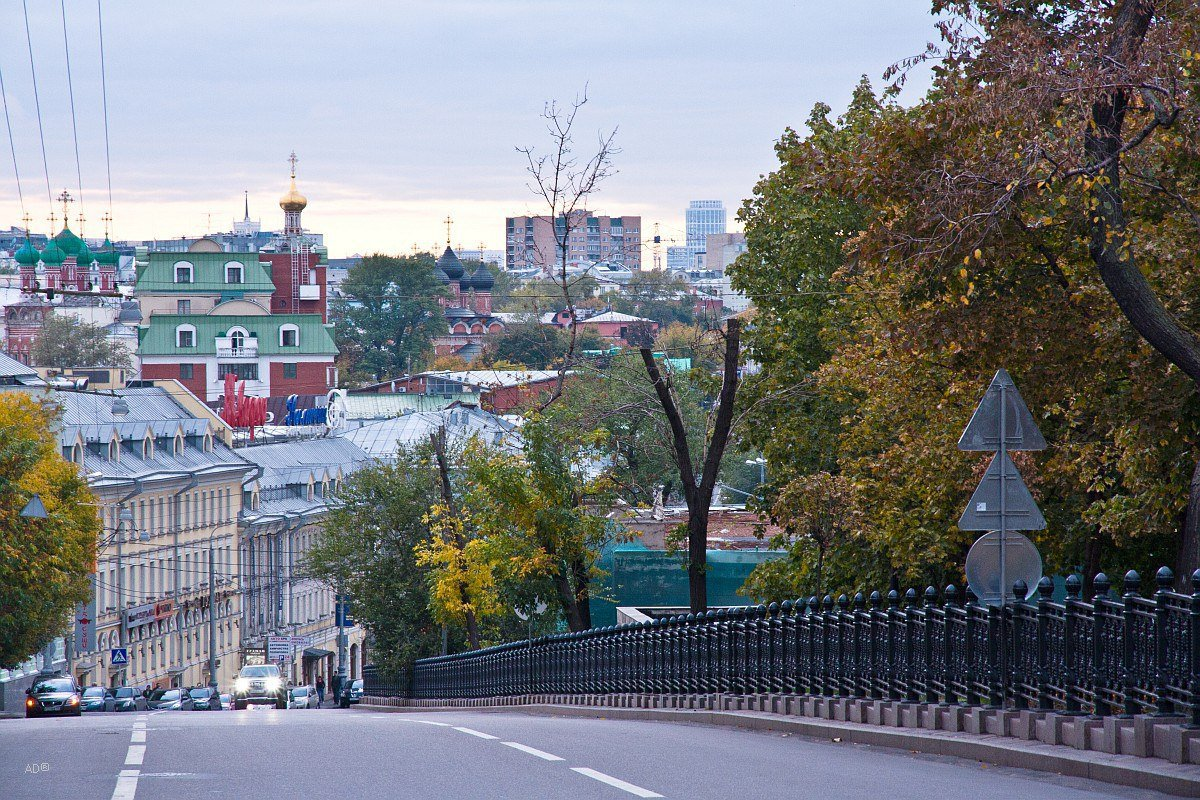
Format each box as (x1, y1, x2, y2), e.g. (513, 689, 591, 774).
(408, 567, 1200, 724)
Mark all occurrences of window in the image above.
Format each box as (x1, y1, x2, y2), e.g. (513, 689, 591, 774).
(279, 325, 299, 347)
(142, 437, 153, 460)
(174, 433, 184, 455)
(176, 325, 196, 348)
(229, 329, 245, 352)
(174, 262, 193, 283)
(108, 438, 119, 462)
(283, 363, 297, 379)
(180, 364, 194, 380)
(225, 263, 243, 284)
(177, 299, 191, 314)
(219, 363, 257, 381)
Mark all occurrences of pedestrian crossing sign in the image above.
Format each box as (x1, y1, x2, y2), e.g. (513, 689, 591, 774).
(110, 647, 128, 665)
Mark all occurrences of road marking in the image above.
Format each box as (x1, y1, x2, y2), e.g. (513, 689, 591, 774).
(571, 767, 663, 798)
(125, 745, 145, 765)
(501, 741, 564, 761)
(149, 709, 170, 716)
(414, 720, 451, 726)
(453, 726, 499, 739)
(111, 769, 139, 800)
(131, 730, 146, 743)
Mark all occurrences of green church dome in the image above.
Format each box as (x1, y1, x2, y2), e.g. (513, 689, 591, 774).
(53, 226, 87, 257)
(39, 240, 65, 265)
(14, 240, 39, 266)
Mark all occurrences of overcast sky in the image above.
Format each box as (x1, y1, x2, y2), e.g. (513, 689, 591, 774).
(0, 1, 940, 258)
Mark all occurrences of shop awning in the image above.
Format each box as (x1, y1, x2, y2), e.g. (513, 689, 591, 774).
(303, 647, 333, 659)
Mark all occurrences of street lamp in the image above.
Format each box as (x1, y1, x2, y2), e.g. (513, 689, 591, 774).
(745, 457, 766, 487)
(112, 506, 148, 686)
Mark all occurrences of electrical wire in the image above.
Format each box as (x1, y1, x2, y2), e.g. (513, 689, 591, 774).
(0, 57, 26, 221)
(59, 0, 84, 229)
(21, 0, 54, 218)
(96, 0, 114, 236)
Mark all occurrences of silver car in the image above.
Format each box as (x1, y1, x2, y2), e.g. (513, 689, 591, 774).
(288, 686, 317, 709)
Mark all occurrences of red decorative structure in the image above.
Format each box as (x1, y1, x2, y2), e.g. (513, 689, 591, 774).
(220, 373, 267, 438)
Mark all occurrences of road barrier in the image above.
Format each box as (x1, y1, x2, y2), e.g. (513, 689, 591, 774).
(406, 567, 1200, 724)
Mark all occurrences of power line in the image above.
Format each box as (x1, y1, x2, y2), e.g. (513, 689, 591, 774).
(21, 0, 54, 222)
(59, 0, 84, 230)
(96, 0, 114, 236)
(0, 57, 26, 220)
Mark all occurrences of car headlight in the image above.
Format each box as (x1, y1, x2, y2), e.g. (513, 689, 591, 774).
(67, 695, 79, 705)
(235, 678, 249, 692)
(26, 698, 35, 707)
(265, 677, 281, 691)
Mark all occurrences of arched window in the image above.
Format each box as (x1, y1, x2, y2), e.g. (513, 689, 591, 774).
(142, 436, 154, 460)
(224, 261, 244, 284)
(108, 436, 119, 462)
(228, 328, 246, 353)
(176, 324, 196, 348)
(279, 324, 299, 347)
(174, 433, 184, 455)
(72, 442, 83, 463)
(203, 433, 213, 453)
(173, 261, 193, 284)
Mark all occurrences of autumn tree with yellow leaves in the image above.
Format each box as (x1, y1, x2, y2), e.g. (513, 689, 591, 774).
(0, 393, 99, 668)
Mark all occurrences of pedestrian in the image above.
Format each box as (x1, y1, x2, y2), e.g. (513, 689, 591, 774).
(330, 673, 341, 706)
(143, 684, 151, 698)
(315, 676, 325, 707)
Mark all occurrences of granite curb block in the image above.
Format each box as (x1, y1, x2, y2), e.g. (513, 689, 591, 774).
(358, 697, 1200, 797)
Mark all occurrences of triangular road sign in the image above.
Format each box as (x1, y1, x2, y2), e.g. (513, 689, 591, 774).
(958, 450, 1046, 531)
(958, 369, 1046, 452)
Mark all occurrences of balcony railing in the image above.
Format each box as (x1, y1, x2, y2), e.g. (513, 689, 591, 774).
(215, 336, 258, 359)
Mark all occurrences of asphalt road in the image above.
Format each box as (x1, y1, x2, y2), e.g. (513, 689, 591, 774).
(0, 704, 1181, 799)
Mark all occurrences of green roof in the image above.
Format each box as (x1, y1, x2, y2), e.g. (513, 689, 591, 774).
(137, 314, 337, 356)
(135, 252, 275, 294)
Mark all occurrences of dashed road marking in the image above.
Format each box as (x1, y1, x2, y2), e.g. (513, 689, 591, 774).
(453, 726, 499, 740)
(130, 730, 146, 743)
(571, 767, 663, 798)
(414, 719, 451, 726)
(501, 741, 564, 761)
(111, 769, 139, 800)
(125, 745, 145, 765)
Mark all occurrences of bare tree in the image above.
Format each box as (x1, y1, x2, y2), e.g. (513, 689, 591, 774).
(638, 317, 742, 612)
(517, 86, 619, 407)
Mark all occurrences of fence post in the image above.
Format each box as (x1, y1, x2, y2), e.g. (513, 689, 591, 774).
(964, 585, 980, 706)
(1122, 570, 1141, 716)
(1063, 574, 1082, 714)
(780, 600, 795, 695)
(943, 585, 958, 705)
(1155, 566, 1175, 715)
(1092, 573, 1112, 715)
(1190, 570, 1200, 727)
(903, 589, 918, 703)
(887, 589, 900, 700)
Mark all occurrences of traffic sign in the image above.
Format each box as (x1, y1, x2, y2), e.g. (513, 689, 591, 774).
(957, 450, 1046, 531)
(266, 636, 292, 661)
(110, 648, 128, 665)
(966, 531, 1043, 606)
(958, 369, 1046, 452)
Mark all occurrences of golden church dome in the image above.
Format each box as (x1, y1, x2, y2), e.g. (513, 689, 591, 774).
(279, 178, 307, 212)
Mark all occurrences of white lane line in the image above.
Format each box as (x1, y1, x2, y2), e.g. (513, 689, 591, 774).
(571, 767, 664, 798)
(111, 769, 139, 800)
(453, 726, 499, 740)
(125, 745, 145, 765)
(130, 730, 146, 743)
(414, 720, 451, 726)
(149, 709, 170, 716)
(135, 715, 147, 721)
(501, 741, 564, 761)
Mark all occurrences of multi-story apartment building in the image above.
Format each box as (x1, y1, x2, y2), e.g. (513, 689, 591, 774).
(58, 385, 254, 690)
(237, 438, 370, 686)
(505, 211, 641, 273)
(670, 200, 727, 273)
(135, 164, 337, 400)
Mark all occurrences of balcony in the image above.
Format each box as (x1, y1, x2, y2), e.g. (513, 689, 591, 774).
(299, 284, 320, 300)
(215, 336, 258, 359)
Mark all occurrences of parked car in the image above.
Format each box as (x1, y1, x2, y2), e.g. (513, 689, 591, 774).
(25, 676, 82, 718)
(111, 686, 143, 712)
(219, 693, 232, 710)
(146, 688, 192, 711)
(80, 686, 114, 712)
(288, 685, 317, 709)
(338, 679, 363, 708)
(232, 664, 287, 709)
(188, 686, 222, 710)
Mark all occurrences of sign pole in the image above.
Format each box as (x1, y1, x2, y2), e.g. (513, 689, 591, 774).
(998, 379, 1008, 708)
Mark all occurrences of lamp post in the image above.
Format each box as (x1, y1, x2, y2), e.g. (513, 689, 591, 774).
(745, 457, 766, 488)
(114, 506, 148, 686)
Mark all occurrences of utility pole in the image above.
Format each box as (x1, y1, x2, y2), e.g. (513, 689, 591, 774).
(208, 545, 217, 688)
(336, 591, 347, 695)
(116, 508, 126, 687)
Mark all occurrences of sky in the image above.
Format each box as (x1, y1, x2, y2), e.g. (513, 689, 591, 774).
(0, 1, 941, 258)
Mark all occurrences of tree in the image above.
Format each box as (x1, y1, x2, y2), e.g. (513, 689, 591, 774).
(457, 417, 614, 631)
(517, 87, 619, 406)
(482, 318, 568, 370)
(639, 317, 742, 612)
(611, 271, 697, 328)
(303, 448, 445, 673)
(331, 253, 448, 382)
(31, 314, 130, 371)
(0, 393, 98, 668)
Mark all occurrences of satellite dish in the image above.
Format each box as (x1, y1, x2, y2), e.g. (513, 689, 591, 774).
(965, 531, 1042, 606)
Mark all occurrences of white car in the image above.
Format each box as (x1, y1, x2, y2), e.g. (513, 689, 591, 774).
(288, 685, 317, 709)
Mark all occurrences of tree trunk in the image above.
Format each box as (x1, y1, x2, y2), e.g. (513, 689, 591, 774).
(552, 569, 585, 632)
(569, 557, 592, 630)
(1084, 0, 1200, 578)
(814, 547, 824, 600)
(686, 506, 709, 612)
(429, 428, 480, 650)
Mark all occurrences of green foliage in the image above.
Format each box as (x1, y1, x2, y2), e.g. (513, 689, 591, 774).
(331, 253, 448, 383)
(31, 314, 131, 371)
(302, 448, 446, 672)
(0, 394, 99, 668)
(609, 271, 696, 327)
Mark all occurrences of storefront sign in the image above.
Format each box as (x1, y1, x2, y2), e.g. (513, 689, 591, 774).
(124, 600, 175, 629)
